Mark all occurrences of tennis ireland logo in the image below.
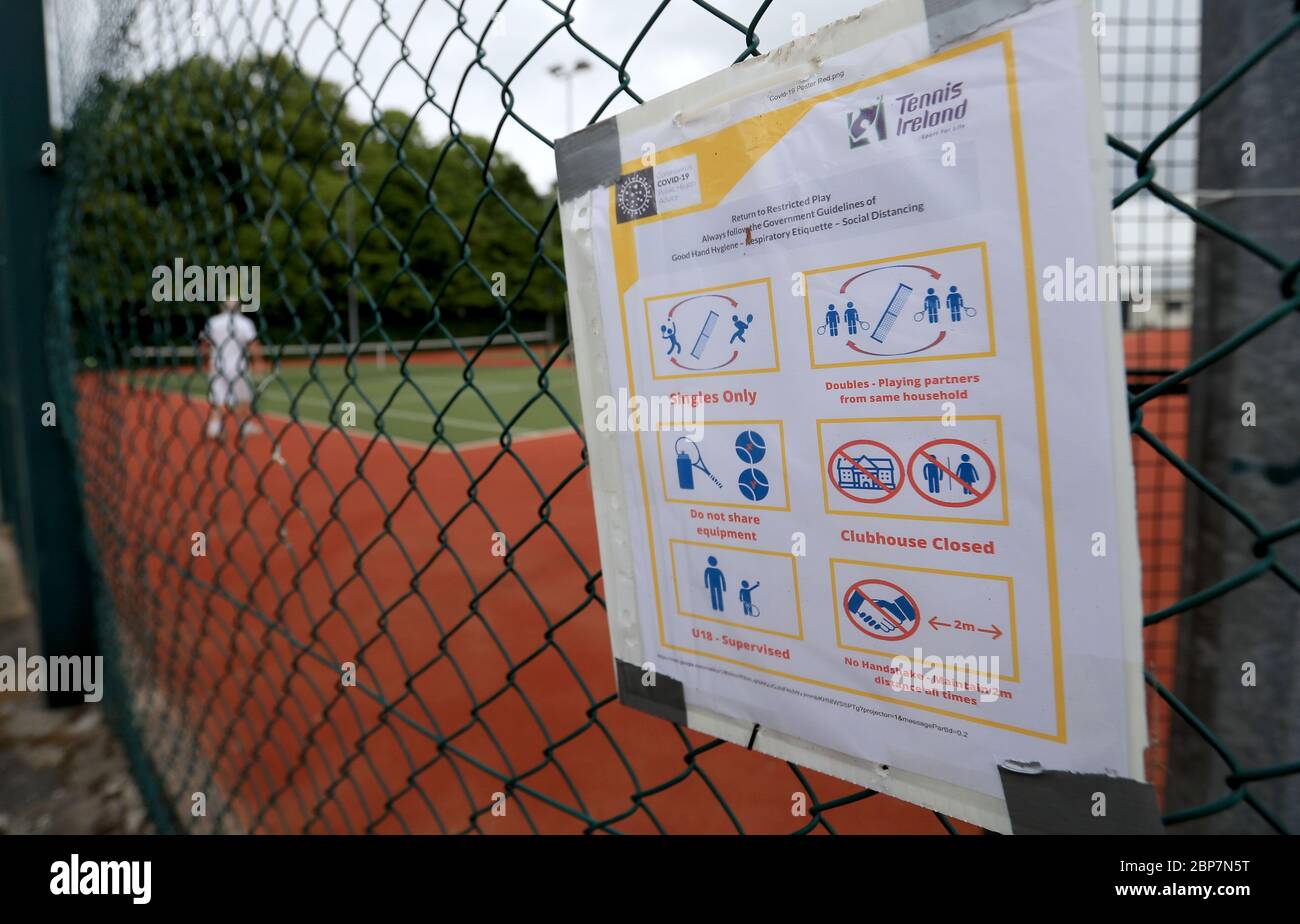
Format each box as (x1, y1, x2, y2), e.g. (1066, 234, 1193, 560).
(848, 81, 969, 148)
(847, 95, 888, 148)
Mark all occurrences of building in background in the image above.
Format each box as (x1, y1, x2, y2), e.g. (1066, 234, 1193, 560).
(1098, 0, 1200, 330)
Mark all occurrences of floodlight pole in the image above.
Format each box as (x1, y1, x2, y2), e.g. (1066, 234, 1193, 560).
(548, 59, 591, 136)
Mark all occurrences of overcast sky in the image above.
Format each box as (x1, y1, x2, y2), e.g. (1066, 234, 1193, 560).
(48, 0, 920, 187)
(48, 0, 1200, 285)
(282, 0, 903, 189)
(50, 0, 1197, 188)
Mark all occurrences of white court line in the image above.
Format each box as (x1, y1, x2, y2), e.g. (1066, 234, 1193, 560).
(154, 379, 579, 456)
(253, 398, 578, 455)
(288, 366, 565, 395)
(294, 415, 575, 457)
(282, 391, 503, 434)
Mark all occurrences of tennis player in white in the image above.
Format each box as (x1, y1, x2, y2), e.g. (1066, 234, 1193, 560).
(200, 297, 264, 439)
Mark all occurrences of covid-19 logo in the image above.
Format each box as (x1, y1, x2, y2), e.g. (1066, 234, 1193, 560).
(615, 167, 657, 222)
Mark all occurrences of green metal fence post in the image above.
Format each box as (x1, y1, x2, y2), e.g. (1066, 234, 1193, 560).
(1168, 0, 1300, 832)
(0, 0, 97, 705)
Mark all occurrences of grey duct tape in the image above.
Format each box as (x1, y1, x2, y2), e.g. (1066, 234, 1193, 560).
(923, 0, 1035, 49)
(998, 765, 1164, 834)
(555, 117, 621, 204)
(615, 659, 687, 726)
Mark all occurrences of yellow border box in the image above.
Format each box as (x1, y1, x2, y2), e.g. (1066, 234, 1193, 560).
(802, 242, 997, 369)
(656, 419, 792, 512)
(643, 277, 781, 380)
(816, 415, 1010, 525)
(829, 557, 1021, 682)
(668, 539, 805, 640)
(610, 31, 1067, 743)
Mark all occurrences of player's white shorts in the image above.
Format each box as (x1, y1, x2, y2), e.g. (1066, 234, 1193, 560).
(209, 373, 253, 408)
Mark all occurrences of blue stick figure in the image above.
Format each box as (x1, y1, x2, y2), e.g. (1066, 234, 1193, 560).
(729, 313, 753, 344)
(955, 453, 980, 495)
(924, 288, 941, 323)
(843, 301, 860, 335)
(946, 285, 965, 322)
(825, 303, 840, 337)
(922, 454, 943, 494)
(739, 580, 761, 617)
(704, 556, 727, 612)
(660, 320, 682, 356)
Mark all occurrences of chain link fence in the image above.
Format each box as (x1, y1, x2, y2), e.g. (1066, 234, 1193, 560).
(38, 0, 1299, 833)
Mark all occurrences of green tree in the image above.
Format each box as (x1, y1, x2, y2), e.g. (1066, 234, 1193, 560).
(62, 53, 565, 355)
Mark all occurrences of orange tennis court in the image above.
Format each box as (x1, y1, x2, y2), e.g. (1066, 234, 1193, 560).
(77, 365, 984, 833)
(67, 326, 1188, 833)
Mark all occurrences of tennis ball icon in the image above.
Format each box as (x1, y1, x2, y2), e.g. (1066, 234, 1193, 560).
(734, 430, 767, 465)
(737, 467, 769, 502)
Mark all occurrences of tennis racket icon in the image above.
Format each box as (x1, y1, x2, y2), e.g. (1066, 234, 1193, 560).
(675, 437, 724, 489)
(913, 306, 979, 320)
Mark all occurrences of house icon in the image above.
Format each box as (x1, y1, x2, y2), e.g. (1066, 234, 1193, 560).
(835, 455, 896, 490)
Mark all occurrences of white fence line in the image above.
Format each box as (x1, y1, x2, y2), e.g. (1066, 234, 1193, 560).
(126, 330, 553, 361)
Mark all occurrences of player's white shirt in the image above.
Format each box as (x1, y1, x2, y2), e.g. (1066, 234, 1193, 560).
(204, 310, 258, 407)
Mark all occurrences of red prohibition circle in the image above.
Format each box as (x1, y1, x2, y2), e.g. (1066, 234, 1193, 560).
(906, 438, 997, 508)
(827, 439, 905, 505)
(842, 578, 921, 642)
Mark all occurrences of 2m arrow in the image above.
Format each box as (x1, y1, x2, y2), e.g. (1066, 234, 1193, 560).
(927, 617, 1003, 641)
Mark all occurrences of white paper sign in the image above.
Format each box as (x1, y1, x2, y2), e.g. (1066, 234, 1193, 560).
(557, 0, 1145, 830)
